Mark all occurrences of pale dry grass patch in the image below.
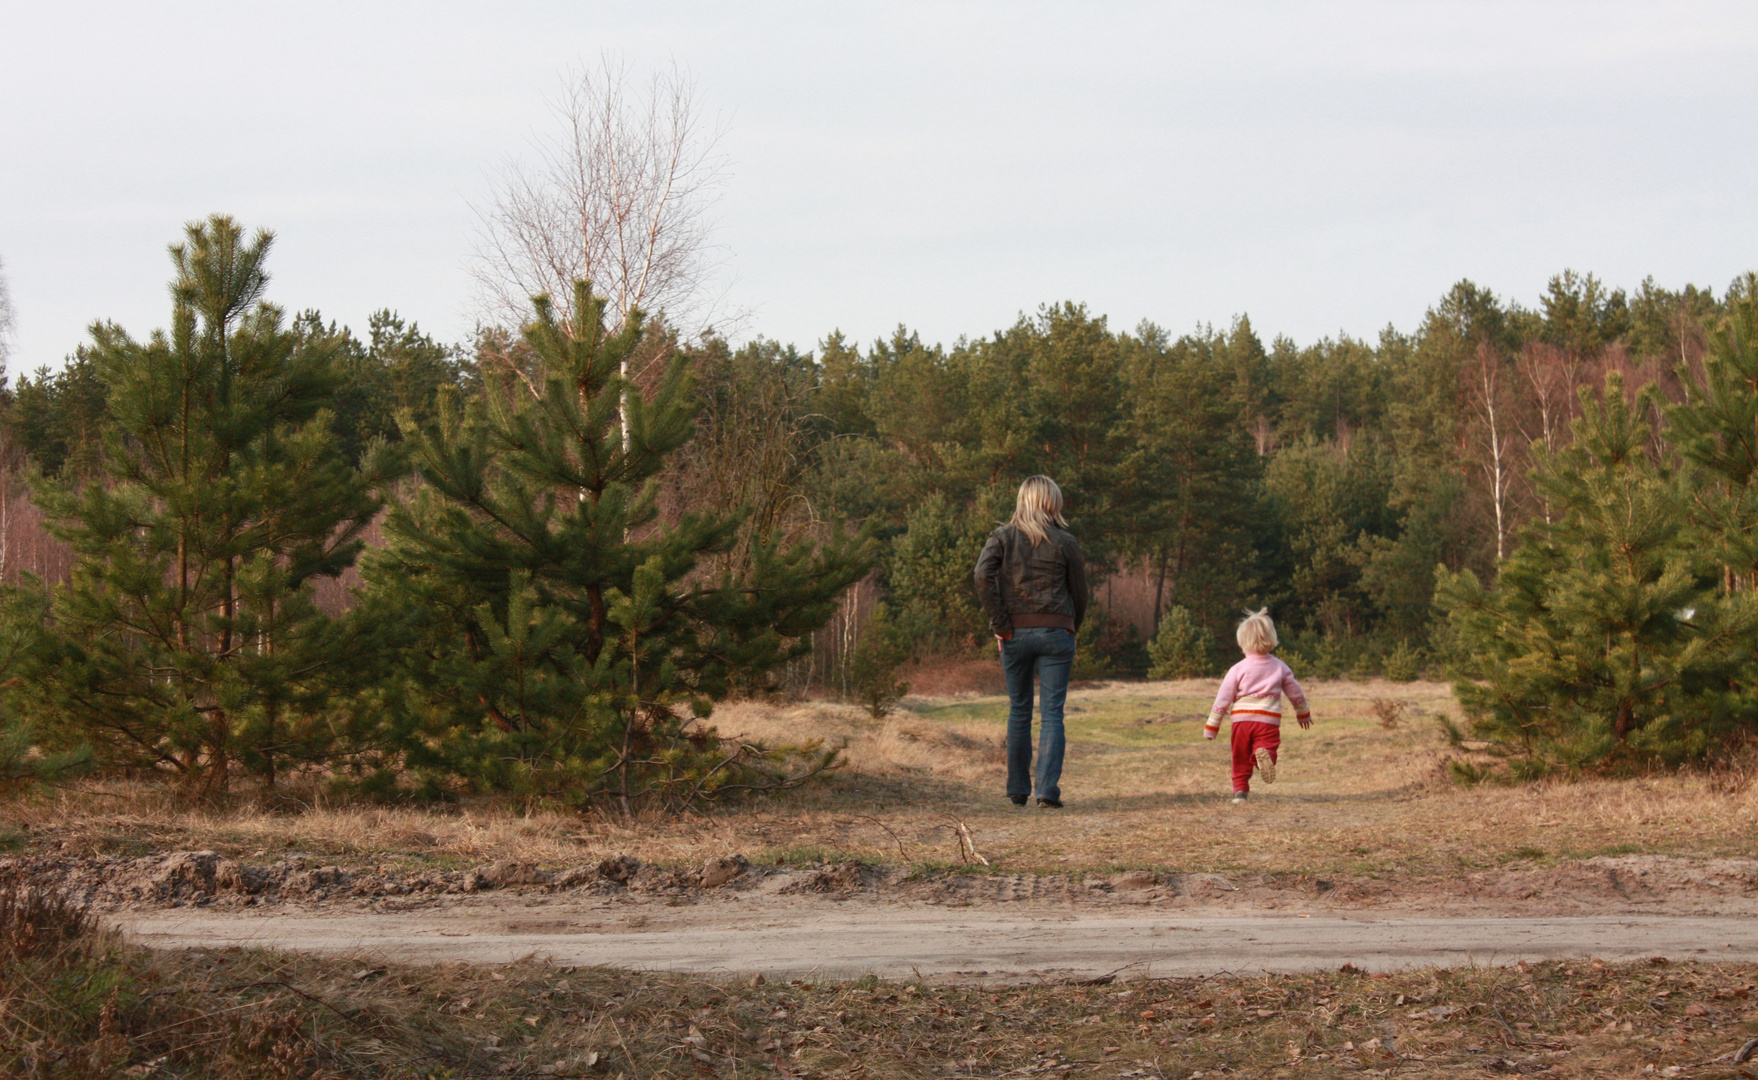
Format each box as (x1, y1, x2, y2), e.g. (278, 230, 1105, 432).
(0, 785, 609, 866)
(712, 699, 1004, 784)
(4, 679, 1756, 878)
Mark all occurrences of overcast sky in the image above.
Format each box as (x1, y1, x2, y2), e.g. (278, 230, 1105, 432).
(2, 1, 1755, 373)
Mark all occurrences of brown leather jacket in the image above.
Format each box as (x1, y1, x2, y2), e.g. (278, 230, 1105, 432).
(972, 524, 1089, 637)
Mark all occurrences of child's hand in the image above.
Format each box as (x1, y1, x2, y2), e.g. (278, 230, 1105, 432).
(1203, 731, 1216, 740)
(1298, 717, 1313, 729)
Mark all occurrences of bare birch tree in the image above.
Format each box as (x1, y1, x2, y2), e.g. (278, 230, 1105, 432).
(0, 255, 15, 374)
(1464, 340, 1516, 562)
(474, 58, 727, 339)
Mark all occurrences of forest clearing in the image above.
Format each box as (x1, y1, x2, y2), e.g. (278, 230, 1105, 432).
(8, 677, 1758, 1077)
(9, 677, 1758, 880)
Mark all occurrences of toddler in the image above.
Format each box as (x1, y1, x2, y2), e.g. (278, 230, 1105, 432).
(1204, 609, 1311, 803)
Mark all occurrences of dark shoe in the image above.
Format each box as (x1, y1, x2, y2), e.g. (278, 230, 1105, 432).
(1036, 797, 1063, 808)
(1009, 794, 1028, 806)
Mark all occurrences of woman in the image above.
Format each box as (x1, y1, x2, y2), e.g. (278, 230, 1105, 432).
(972, 476, 1089, 808)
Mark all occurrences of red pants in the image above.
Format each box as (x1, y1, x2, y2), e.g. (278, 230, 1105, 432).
(1231, 720, 1280, 793)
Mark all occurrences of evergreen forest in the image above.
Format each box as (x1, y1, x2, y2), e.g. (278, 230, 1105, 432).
(2, 215, 1756, 798)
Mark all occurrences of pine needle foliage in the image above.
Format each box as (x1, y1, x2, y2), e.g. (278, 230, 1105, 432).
(1668, 272, 1758, 583)
(365, 281, 872, 810)
(1437, 371, 1758, 775)
(10, 216, 387, 796)
(1146, 605, 1217, 679)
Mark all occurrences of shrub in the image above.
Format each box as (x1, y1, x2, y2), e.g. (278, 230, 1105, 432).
(1382, 639, 1422, 682)
(1073, 608, 1146, 680)
(1282, 632, 1356, 680)
(1146, 606, 1216, 679)
(848, 603, 914, 718)
(1369, 698, 1408, 730)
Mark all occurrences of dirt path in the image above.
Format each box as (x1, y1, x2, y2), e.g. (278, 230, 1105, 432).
(23, 848, 1754, 981)
(116, 894, 1758, 982)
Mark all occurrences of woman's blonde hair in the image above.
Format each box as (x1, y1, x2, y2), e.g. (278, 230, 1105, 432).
(1008, 475, 1067, 547)
(1236, 608, 1278, 653)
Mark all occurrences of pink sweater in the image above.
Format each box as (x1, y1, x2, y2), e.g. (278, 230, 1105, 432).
(1205, 653, 1310, 735)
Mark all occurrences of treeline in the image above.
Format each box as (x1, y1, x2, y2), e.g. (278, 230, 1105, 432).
(8, 305, 470, 484)
(683, 267, 1758, 774)
(1, 214, 1754, 793)
(730, 272, 1731, 667)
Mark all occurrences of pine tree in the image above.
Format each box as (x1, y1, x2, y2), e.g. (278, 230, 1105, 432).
(1667, 273, 1758, 584)
(317, 308, 468, 465)
(364, 281, 871, 810)
(1116, 325, 1267, 637)
(14, 216, 386, 795)
(0, 588, 88, 794)
(1436, 372, 1754, 774)
(885, 491, 994, 647)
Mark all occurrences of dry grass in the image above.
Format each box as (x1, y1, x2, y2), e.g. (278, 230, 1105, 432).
(8, 680, 1758, 1076)
(7, 866, 1758, 1078)
(4, 678, 1758, 881)
(713, 700, 1006, 785)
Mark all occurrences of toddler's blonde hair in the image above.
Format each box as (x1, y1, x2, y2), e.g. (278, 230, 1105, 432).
(1008, 475, 1067, 547)
(1236, 608, 1278, 654)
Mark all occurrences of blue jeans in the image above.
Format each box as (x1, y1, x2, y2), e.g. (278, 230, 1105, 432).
(1001, 626, 1076, 802)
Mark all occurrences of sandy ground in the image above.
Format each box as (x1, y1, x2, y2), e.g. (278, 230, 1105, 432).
(116, 891, 1758, 982)
(95, 850, 1758, 983)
